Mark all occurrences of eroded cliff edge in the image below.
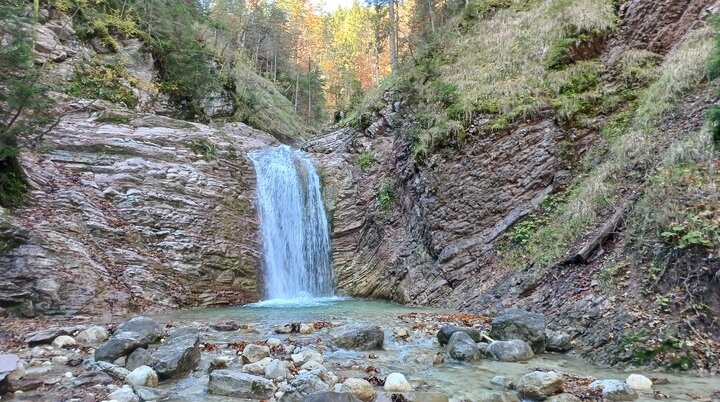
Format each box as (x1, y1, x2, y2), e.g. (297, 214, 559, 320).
(1, 104, 278, 317)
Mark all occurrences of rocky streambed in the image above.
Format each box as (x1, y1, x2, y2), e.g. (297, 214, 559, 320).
(1, 300, 719, 402)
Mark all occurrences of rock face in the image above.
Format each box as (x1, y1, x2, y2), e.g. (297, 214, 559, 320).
(1, 109, 276, 316)
(208, 369, 276, 399)
(486, 340, 534, 362)
(331, 324, 384, 350)
(490, 309, 547, 353)
(447, 331, 480, 362)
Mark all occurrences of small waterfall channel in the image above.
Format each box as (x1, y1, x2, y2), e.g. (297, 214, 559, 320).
(249, 145, 333, 301)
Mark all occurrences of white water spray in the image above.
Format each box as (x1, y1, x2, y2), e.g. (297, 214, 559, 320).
(249, 145, 333, 300)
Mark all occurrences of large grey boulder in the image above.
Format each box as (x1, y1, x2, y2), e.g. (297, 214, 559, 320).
(116, 317, 164, 345)
(436, 325, 481, 346)
(95, 331, 146, 363)
(126, 348, 157, 371)
(517, 371, 563, 400)
(151, 334, 200, 380)
(242, 343, 271, 364)
(490, 309, 547, 353)
(447, 331, 480, 362)
(486, 340, 534, 362)
(76, 326, 109, 345)
(208, 369, 276, 399)
(25, 325, 85, 346)
(331, 324, 384, 350)
(589, 379, 638, 401)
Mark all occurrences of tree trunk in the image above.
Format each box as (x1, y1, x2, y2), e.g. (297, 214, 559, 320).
(294, 70, 300, 113)
(389, 0, 397, 72)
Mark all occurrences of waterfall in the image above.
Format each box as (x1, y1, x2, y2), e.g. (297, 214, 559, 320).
(249, 145, 333, 300)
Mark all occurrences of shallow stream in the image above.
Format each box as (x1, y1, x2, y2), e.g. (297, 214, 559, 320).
(155, 298, 720, 402)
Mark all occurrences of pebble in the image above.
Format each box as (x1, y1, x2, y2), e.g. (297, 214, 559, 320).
(384, 372, 412, 392)
(52, 336, 76, 348)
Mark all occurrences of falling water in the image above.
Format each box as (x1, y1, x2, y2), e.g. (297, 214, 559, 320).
(249, 145, 333, 300)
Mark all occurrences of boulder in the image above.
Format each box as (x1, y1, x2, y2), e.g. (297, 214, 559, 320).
(209, 355, 234, 373)
(331, 324, 384, 350)
(279, 371, 331, 401)
(124, 365, 158, 387)
(151, 333, 200, 380)
(447, 331, 480, 362)
(96, 360, 131, 380)
(243, 357, 273, 375)
(76, 326, 109, 345)
(291, 348, 324, 366)
(547, 394, 582, 402)
(340, 378, 375, 402)
(95, 331, 146, 362)
(476, 391, 521, 402)
(0, 354, 20, 394)
(210, 320, 240, 331)
(107, 384, 140, 402)
(242, 343, 271, 363)
(517, 371, 563, 400)
(490, 309, 547, 353)
(305, 391, 363, 402)
(133, 385, 168, 402)
(208, 369, 276, 399)
(115, 317, 164, 345)
(265, 358, 290, 380)
(383, 372, 412, 392)
(52, 335, 76, 348)
(25, 326, 85, 346)
(486, 340, 534, 362)
(436, 325, 482, 346)
(589, 379, 638, 401)
(625, 374, 652, 391)
(126, 348, 156, 371)
(545, 329, 572, 352)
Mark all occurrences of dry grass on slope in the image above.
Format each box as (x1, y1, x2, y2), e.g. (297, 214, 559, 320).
(443, 0, 616, 120)
(501, 25, 716, 268)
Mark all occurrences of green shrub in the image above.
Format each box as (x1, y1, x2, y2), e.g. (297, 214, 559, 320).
(357, 151, 375, 169)
(66, 60, 139, 107)
(377, 180, 395, 208)
(190, 138, 217, 161)
(96, 113, 132, 125)
(429, 81, 459, 107)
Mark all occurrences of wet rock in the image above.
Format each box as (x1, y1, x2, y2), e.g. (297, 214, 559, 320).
(76, 326, 109, 345)
(447, 331, 480, 362)
(209, 355, 234, 373)
(305, 391, 363, 402)
(52, 335, 76, 348)
(547, 393, 582, 402)
(210, 320, 240, 331)
(95, 331, 146, 362)
(490, 309, 547, 353)
(74, 371, 114, 386)
(476, 390, 521, 402)
(280, 371, 330, 401)
(243, 357, 273, 375)
(96, 361, 131, 380)
(589, 379, 638, 401)
(331, 324, 384, 350)
(107, 384, 140, 402)
(243, 343, 271, 363)
(151, 334, 200, 380)
(477, 342, 490, 356)
(545, 329, 572, 352)
(265, 359, 290, 380)
(340, 378, 375, 401)
(490, 376, 514, 390)
(300, 323, 314, 334)
(124, 365, 158, 387)
(126, 348, 156, 371)
(383, 372, 412, 392)
(517, 371, 563, 400)
(116, 317, 164, 345)
(625, 374, 652, 390)
(25, 326, 85, 346)
(486, 340, 534, 362)
(208, 369, 276, 398)
(291, 348, 324, 366)
(436, 325, 481, 346)
(133, 385, 168, 401)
